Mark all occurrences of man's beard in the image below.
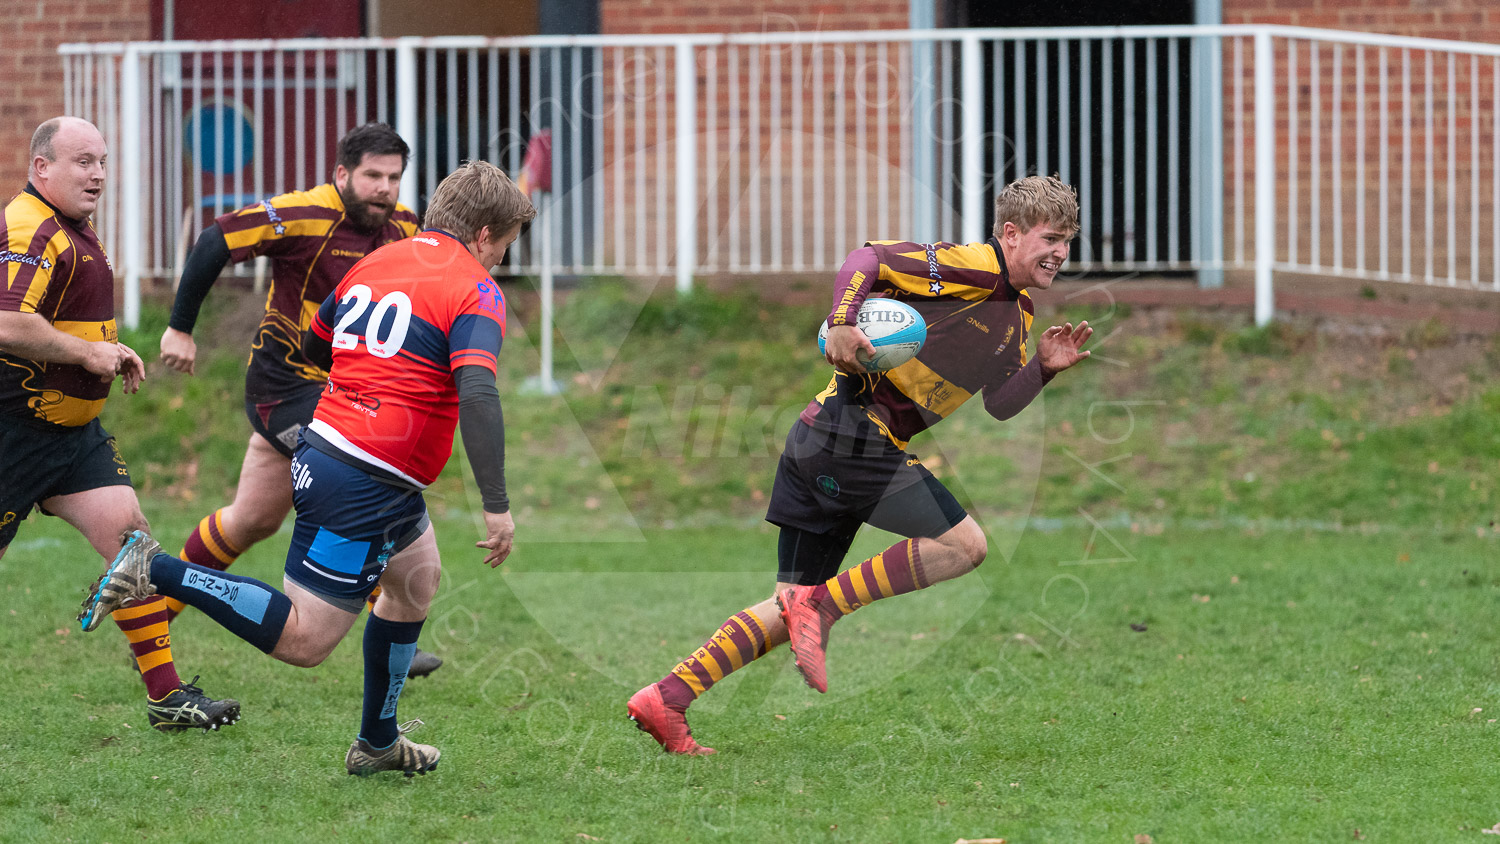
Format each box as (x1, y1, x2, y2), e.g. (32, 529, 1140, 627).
(340, 185, 393, 232)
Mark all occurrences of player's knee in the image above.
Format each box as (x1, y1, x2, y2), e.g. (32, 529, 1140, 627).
(274, 631, 334, 668)
(946, 520, 987, 569)
(281, 643, 331, 668)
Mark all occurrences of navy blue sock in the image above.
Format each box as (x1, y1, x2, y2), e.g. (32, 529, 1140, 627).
(360, 612, 425, 748)
(149, 552, 292, 654)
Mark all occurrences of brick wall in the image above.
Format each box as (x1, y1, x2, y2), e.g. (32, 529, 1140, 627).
(1221, 1, 1500, 282)
(601, 0, 908, 36)
(1224, 0, 1500, 42)
(0, 1, 151, 192)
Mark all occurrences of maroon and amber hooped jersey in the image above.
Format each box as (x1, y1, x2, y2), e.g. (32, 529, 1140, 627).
(306, 230, 505, 486)
(802, 237, 1037, 449)
(0, 187, 118, 427)
(216, 184, 419, 397)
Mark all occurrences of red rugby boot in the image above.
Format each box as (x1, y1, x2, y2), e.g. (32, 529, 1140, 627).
(778, 584, 838, 694)
(627, 684, 716, 755)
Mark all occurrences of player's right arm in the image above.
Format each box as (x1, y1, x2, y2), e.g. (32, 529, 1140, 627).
(0, 310, 121, 381)
(163, 192, 321, 373)
(0, 233, 123, 383)
(160, 223, 232, 374)
(822, 247, 879, 374)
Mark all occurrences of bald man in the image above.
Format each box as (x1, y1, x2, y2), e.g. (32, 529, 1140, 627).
(0, 117, 239, 731)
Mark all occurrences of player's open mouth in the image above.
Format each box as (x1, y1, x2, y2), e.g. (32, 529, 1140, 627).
(1040, 260, 1059, 272)
(84, 188, 101, 198)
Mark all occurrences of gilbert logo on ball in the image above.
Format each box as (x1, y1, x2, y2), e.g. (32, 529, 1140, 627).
(818, 298, 927, 372)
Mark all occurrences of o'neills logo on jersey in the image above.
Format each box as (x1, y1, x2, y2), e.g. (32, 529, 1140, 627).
(413, 236, 440, 246)
(329, 248, 366, 258)
(966, 316, 989, 333)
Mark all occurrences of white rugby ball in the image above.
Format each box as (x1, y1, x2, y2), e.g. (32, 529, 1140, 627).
(818, 298, 927, 372)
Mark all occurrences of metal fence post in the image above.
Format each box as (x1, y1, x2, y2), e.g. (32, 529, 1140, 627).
(1254, 31, 1275, 325)
(960, 34, 985, 245)
(674, 41, 697, 294)
(120, 44, 142, 330)
(1192, 6, 1224, 288)
(395, 38, 419, 211)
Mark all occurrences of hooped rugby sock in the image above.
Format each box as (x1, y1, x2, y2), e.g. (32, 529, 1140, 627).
(169, 510, 246, 620)
(111, 599, 182, 699)
(658, 609, 772, 712)
(149, 553, 292, 654)
(816, 538, 929, 617)
(359, 613, 425, 748)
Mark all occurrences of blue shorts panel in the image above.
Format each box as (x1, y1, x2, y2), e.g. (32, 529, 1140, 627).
(282, 443, 429, 612)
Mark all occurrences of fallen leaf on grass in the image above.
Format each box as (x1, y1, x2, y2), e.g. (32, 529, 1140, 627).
(1130, 623, 1148, 632)
(954, 839, 1006, 844)
(1191, 594, 1211, 603)
(577, 835, 602, 841)
(1135, 836, 1154, 844)
(774, 714, 786, 720)
(1353, 830, 1365, 841)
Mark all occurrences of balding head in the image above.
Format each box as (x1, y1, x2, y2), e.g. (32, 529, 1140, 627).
(28, 117, 107, 220)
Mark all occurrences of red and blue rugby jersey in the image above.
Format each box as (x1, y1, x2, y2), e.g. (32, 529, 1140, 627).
(306, 230, 505, 486)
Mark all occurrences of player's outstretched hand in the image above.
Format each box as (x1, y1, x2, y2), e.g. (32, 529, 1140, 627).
(1037, 321, 1093, 376)
(159, 327, 198, 375)
(476, 510, 515, 568)
(116, 342, 146, 394)
(824, 323, 875, 375)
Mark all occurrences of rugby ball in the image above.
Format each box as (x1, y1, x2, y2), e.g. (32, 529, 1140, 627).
(818, 298, 927, 372)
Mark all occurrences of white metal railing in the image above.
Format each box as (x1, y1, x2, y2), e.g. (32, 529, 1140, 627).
(60, 26, 1500, 328)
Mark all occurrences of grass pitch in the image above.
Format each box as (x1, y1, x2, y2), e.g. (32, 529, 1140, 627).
(5, 516, 1499, 842)
(4, 284, 1500, 841)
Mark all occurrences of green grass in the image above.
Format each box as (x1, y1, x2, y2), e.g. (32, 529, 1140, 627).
(6, 516, 1500, 841)
(5, 282, 1500, 841)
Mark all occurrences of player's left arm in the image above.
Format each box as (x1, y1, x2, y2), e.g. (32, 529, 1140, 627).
(449, 290, 511, 567)
(455, 364, 512, 567)
(301, 289, 341, 372)
(982, 320, 1092, 421)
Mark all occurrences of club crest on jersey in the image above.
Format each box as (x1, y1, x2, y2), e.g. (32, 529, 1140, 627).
(476, 280, 505, 319)
(995, 325, 1015, 355)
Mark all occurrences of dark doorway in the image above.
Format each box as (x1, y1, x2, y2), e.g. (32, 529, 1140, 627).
(945, 0, 1199, 268)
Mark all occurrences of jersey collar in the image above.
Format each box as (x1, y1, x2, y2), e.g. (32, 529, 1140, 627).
(988, 235, 1020, 298)
(23, 182, 86, 228)
(423, 228, 465, 246)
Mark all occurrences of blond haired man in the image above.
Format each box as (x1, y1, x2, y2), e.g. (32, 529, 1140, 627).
(629, 175, 1094, 754)
(81, 162, 536, 775)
